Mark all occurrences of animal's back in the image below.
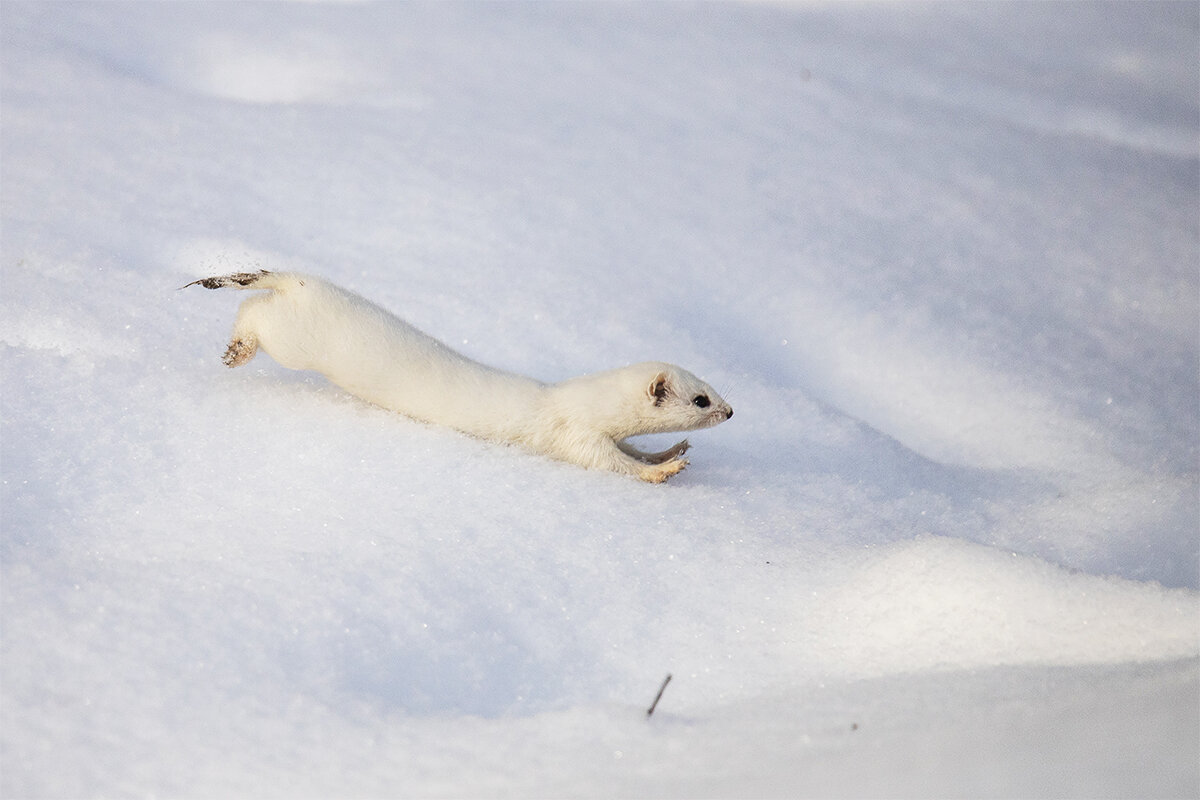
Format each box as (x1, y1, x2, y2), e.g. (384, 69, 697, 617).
(235, 274, 544, 437)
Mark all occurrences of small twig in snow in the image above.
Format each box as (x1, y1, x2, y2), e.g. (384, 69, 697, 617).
(646, 673, 672, 718)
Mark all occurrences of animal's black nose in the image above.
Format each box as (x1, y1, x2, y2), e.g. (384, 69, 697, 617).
(725, 408, 734, 419)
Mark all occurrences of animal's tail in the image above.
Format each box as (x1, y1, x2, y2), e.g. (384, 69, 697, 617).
(182, 270, 290, 291)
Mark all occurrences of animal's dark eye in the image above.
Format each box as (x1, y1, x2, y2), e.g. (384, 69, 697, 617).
(693, 395, 711, 408)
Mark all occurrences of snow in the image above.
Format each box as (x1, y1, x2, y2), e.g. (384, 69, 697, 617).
(1, 2, 1197, 797)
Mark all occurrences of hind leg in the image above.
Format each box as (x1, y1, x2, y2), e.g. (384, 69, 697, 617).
(222, 336, 258, 367)
(220, 294, 269, 367)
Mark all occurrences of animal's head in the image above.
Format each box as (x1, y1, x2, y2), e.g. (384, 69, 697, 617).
(643, 363, 733, 433)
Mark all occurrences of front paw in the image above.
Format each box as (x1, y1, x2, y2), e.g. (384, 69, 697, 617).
(666, 439, 691, 460)
(639, 457, 689, 483)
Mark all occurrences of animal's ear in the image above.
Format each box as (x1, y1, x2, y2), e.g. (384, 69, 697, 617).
(648, 372, 670, 405)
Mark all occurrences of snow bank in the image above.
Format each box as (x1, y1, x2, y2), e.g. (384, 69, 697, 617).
(2, 2, 1197, 797)
(807, 536, 1198, 678)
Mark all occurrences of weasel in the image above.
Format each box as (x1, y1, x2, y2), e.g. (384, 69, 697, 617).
(187, 271, 732, 482)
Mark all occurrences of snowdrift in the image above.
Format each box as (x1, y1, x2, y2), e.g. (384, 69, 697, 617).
(2, 2, 1197, 797)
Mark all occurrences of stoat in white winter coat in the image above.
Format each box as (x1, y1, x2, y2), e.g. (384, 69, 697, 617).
(188, 271, 732, 482)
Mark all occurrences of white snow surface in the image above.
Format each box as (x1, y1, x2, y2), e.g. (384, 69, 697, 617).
(2, 2, 1198, 798)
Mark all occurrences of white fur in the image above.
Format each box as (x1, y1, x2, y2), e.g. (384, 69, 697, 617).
(189, 271, 733, 482)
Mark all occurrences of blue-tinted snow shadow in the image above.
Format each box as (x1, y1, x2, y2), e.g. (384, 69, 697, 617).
(274, 598, 592, 719)
(670, 298, 1200, 589)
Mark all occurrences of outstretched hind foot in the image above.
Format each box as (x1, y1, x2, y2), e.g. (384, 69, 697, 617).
(222, 337, 257, 367)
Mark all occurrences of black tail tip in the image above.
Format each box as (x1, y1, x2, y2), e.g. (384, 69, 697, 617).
(182, 270, 271, 290)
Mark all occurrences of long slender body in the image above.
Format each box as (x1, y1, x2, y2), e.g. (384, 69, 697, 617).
(188, 271, 732, 482)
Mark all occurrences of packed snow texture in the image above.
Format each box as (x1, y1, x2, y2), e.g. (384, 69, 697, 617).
(2, 2, 1198, 797)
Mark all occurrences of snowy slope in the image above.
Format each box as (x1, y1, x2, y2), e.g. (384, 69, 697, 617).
(2, 2, 1197, 798)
